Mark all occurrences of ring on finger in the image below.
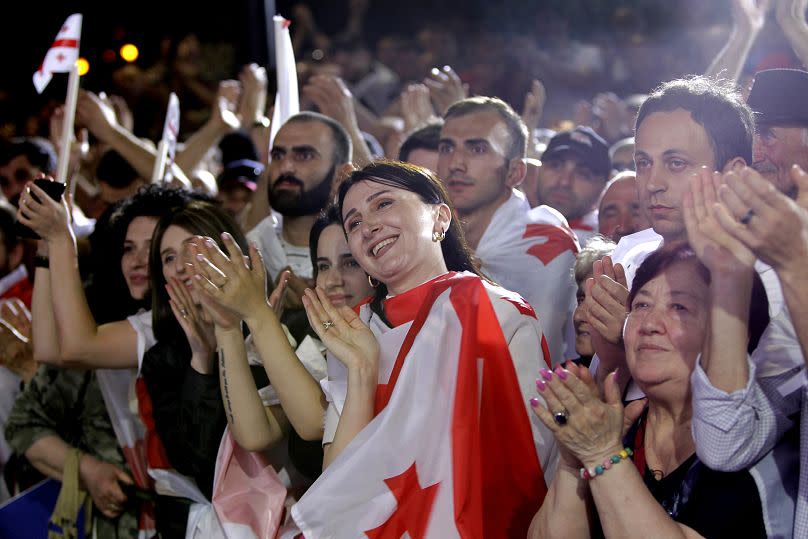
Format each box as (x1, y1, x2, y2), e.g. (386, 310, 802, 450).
(322, 320, 334, 331)
(180, 307, 189, 318)
(553, 408, 570, 426)
(739, 208, 755, 225)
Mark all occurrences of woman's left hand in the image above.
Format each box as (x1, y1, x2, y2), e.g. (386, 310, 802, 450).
(531, 366, 625, 469)
(166, 277, 217, 372)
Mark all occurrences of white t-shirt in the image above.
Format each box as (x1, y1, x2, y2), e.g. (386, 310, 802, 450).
(247, 216, 313, 282)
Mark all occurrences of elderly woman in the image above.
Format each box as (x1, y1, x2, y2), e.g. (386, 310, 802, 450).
(528, 241, 769, 538)
(286, 161, 557, 537)
(571, 236, 616, 366)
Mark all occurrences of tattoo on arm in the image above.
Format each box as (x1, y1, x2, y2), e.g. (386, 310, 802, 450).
(219, 348, 234, 425)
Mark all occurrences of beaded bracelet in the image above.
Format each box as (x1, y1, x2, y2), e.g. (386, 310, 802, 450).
(579, 448, 633, 480)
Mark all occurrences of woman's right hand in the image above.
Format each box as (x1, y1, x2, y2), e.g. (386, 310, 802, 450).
(166, 277, 216, 373)
(16, 180, 72, 244)
(302, 287, 379, 378)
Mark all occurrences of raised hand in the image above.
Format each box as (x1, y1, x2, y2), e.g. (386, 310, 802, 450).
(400, 83, 438, 132)
(732, 0, 771, 33)
(683, 167, 755, 275)
(521, 80, 547, 133)
(16, 180, 73, 244)
(715, 165, 808, 275)
(584, 256, 629, 346)
(302, 75, 359, 130)
(166, 276, 216, 372)
(238, 64, 268, 127)
(212, 80, 242, 131)
(424, 66, 468, 116)
(302, 287, 379, 377)
(188, 232, 272, 323)
(75, 90, 118, 143)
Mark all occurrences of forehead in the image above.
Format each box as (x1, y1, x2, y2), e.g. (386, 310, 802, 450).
(317, 224, 350, 255)
(640, 261, 708, 297)
(342, 180, 418, 213)
(442, 110, 510, 145)
(274, 120, 334, 152)
(600, 177, 638, 207)
(3, 154, 35, 170)
(126, 216, 158, 238)
(636, 110, 714, 161)
(160, 224, 193, 248)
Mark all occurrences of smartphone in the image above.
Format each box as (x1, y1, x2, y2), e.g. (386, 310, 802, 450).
(15, 178, 66, 239)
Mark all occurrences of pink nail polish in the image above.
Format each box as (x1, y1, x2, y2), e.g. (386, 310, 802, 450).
(555, 366, 568, 380)
(536, 379, 546, 392)
(540, 368, 553, 381)
(529, 397, 540, 407)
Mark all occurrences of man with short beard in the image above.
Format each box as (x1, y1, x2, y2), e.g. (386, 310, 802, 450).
(247, 112, 352, 307)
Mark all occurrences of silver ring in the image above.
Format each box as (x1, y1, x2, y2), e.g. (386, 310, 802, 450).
(553, 408, 570, 426)
(322, 320, 334, 331)
(740, 208, 755, 225)
(180, 308, 189, 318)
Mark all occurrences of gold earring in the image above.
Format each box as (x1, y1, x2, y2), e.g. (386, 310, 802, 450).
(368, 275, 380, 288)
(432, 229, 446, 242)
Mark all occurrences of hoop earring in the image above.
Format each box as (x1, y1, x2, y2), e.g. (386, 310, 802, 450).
(368, 275, 380, 288)
(432, 228, 446, 242)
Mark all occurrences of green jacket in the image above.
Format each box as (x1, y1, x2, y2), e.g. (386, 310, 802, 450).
(5, 365, 138, 538)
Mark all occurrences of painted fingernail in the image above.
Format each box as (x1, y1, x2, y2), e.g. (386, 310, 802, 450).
(535, 379, 546, 392)
(529, 397, 540, 407)
(205, 238, 215, 247)
(539, 368, 553, 381)
(196, 253, 205, 260)
(555, 366, 568, 380)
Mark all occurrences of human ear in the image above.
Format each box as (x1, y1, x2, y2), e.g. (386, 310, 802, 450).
(506, 157, 527, 188)
(433, 203, 452, 233)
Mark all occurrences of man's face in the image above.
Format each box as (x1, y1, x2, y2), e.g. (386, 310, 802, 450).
(437, 110, 514, 216)
(634, 109, 717, 242)
(598, 173, 650, 241)
(536, 154, 606, 221)
(268, 121, 337, 217)
(0, 155, 39, 205)
(217, 186, 254, 220)
(753, 125, 808, 199)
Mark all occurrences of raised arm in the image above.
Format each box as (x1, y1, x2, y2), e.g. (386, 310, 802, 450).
(18, 182, 138, 369)
(302, 287, 378, 469)
(776, 0, 808, 68)
(76, 90, 190, 187)
(191, 234, 327, 441)
(705, 0, 768, 83)
(302, 75, 373, 167)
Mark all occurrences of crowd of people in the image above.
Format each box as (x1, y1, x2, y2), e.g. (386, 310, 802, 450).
(0, 0, 807, 537)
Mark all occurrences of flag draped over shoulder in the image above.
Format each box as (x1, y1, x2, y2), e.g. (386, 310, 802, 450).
(291, 273, 546, 538)
(476, 190, 580, 366)
(33, 14, 82, 94)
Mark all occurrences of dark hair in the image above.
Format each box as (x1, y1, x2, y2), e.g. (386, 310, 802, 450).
(149, 200, 248, 343)
(284, 111, 352, 167)
(0, 201, 18, 254)
(1, 138, 57, 173)
(309, 205, 343, 280)
(629, 241, 769, 354)
(337, 160, 482, 324)
(635, 76, 754, 169)
(444, 97, 528, 162)
(96, 149, 141, 189)
(398, 122, 443, 162)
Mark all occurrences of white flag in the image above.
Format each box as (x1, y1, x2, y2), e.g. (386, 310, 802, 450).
(33, 14, 82, 94)
(269, 15, 299, 147)
(162, 92, 181, 182)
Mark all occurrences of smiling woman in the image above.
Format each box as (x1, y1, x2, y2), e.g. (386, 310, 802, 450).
(288, 161, 560, 537)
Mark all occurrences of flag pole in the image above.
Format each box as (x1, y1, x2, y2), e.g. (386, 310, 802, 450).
(57, 63, 80, 186)
(151, 139, 168, 183)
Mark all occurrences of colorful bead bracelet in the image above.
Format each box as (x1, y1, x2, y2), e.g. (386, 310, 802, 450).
(579, 448, 634, 480)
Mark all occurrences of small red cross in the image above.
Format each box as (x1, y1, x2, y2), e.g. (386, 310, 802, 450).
(56, 53, 65, 63)
(364, 463, 440, 539)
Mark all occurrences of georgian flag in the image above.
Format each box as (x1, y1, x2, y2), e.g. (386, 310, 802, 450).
(291, 273, 547, 538)
(33, 14, 82, 94)
(160, 93, 181, 182)
(476, 190, 580, 366)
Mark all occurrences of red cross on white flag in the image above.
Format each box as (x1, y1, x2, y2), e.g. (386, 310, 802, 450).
(33, 14, 82, 94)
